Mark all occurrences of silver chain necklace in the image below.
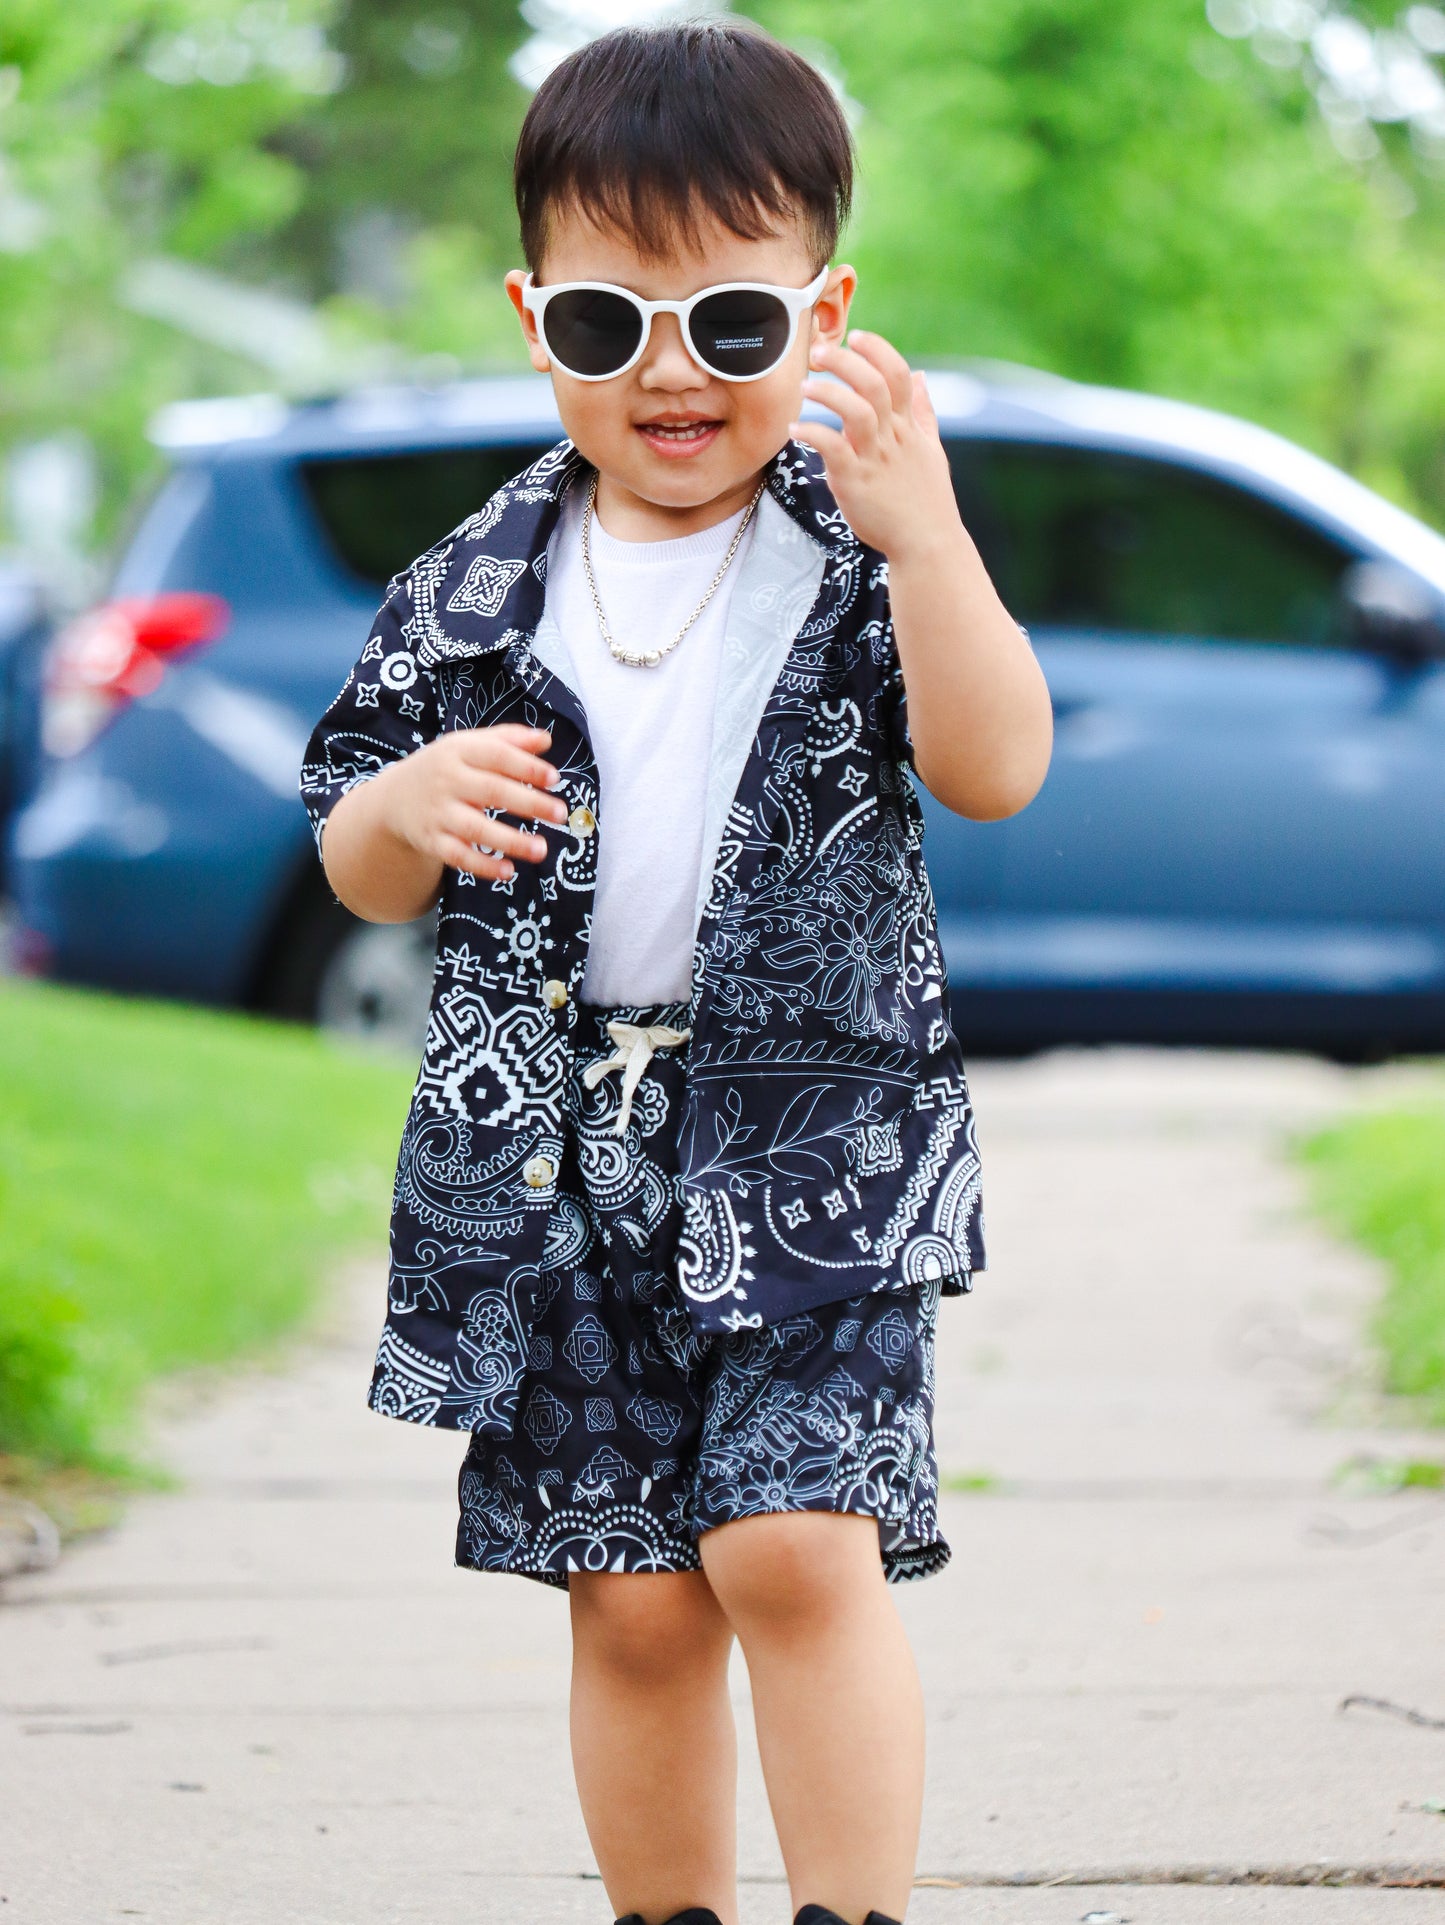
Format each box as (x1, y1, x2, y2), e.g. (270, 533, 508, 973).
(581, 469, 766, 669)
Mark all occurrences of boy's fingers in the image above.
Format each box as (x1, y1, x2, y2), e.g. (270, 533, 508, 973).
(436, 834, 514, 883)
(802, 375, 880, 452)
(490, 723, 552, 750)
(847, 330, 915, 413)
(443, 804, 549, 863)
(440, 806, 516, 859)
(789, 417, 855, 470)
(811, 338, 895, 423)
(459, 746, 569, 808)
(455, 729, 559, 789)
(911, 368, 938, 428)
(457, 723, 554, 750)
(456, 725, 556, 772)
(455, 769, 568, 824)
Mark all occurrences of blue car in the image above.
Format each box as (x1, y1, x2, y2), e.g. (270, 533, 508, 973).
(9, 370, 1445, 1057)
(0, 562, 46, 895)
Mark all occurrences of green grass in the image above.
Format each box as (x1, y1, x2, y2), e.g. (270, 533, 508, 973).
(0, 981, 413, 1474)
(1299, 1095, 1445, 1423)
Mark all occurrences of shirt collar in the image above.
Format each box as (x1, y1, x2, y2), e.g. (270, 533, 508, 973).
(410, 437, 853, 671)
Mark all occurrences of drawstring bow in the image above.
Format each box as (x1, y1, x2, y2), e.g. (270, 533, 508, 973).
(582, 1020, 691, 1134)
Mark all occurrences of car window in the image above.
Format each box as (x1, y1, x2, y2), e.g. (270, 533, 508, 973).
(298, 445, 552, 590)
(946, 440, 1354, 647)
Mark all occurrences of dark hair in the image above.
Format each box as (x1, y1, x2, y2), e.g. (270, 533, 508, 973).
(514, 21, 853, 273)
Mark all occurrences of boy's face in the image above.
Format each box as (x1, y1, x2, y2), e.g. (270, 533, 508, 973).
(506, 205, 855, 525)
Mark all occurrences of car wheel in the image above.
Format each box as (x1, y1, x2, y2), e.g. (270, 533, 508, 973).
(258, 872, 434, 1055)
(316, 916, 435, 1055)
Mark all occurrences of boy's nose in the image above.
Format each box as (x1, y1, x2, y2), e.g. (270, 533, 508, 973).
(636, 311, 709, 392)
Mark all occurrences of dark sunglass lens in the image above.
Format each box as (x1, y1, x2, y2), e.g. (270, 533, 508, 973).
(689, 289, 790, 377)
(542, 288, 643, 377)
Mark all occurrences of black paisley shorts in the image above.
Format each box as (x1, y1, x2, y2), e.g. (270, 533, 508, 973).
(456, 1002, 949, 1588)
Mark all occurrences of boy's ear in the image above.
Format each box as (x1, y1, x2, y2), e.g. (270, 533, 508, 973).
(505, 269, 552, 375)
(811, 264, 857, 352)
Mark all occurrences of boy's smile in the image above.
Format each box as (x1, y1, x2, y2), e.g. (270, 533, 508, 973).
(507, 207, 855, 541)
(634, 413, 724, 459)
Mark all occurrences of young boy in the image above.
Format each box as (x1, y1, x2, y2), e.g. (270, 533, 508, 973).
(302, 21, 1051, 1925)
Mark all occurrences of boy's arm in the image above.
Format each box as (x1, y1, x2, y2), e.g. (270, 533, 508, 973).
(792, 334, 1053, 821)
(301, 580, 566, 925)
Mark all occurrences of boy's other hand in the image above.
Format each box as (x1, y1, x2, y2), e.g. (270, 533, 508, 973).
(387, 723, 566, 883)
(792, 332, 960, 565)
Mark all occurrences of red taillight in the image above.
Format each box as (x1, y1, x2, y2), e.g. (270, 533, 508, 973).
(8, 923, 53, 976)
(43, 591, 229, 757)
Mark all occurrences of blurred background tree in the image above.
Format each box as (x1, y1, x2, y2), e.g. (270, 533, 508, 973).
(0, 1, 346, 562)
(2, 0, 1444, 578)
(264, 0, 529, 364)
(752, 0, 1445, 522)
(0, 0, 529, 566)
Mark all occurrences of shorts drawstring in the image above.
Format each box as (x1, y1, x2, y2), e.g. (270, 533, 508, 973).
(582, 1020, 691, 1134)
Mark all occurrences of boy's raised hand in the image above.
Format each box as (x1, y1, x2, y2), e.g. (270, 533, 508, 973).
(791, 329, 1052, 822)
(792, 331, 961, 563)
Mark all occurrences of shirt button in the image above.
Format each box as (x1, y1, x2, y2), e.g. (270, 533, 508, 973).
(568, 805, 596, 837)
(542, 978, 568, 1011)
(523, 1155, 555, 1190)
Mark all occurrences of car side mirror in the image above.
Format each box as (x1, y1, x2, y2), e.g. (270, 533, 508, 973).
(1341, 558, 1445, 663)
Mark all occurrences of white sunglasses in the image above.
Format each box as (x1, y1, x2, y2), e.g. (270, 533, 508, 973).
(521, 266, 831, 383)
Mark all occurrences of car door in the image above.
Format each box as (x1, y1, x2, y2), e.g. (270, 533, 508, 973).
(0, 567, 45, 858)
(941, 436, 1445, 1029)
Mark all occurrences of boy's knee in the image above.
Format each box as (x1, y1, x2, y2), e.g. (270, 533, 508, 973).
(701, 1510, 884, 1638)
(571, 1571, 730, 1682)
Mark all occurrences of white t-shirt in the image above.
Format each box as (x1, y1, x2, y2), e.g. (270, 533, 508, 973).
(536, 491, 754, 1006)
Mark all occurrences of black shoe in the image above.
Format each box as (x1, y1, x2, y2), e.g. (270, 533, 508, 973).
(615, 1912, 725, 1925)
(795, 1908, 903, 1925)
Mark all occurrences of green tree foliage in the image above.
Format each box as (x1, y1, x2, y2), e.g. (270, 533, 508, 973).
(0, 2, 338, 540)
(0, 1, 528, 547)
(2, 0, 1445, 551)
(750, 0, 1445, 521)
(264, 1, 531, 364)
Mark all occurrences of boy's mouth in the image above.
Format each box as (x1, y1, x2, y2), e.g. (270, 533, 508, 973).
(635, 414, 724, 458)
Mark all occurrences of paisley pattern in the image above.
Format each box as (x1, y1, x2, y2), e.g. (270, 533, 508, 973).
(300, 437, 985, 1432)
(456, 1004, 947, 1587)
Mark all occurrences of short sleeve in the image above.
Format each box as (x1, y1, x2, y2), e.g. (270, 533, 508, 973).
(299, 573, 445, 856)
(884, 618, 1034, 775)
(884, 653, 914, 770)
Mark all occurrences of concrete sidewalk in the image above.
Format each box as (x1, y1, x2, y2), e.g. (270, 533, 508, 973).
(4, 1049, 1445, 1923)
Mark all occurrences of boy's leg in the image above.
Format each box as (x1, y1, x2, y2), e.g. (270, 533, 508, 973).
(700, 1511, 923, 1925)
(569, 1567, 740, 1925)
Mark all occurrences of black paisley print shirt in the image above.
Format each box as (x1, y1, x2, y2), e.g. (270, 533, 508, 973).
(301, 439, 985, 1433)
